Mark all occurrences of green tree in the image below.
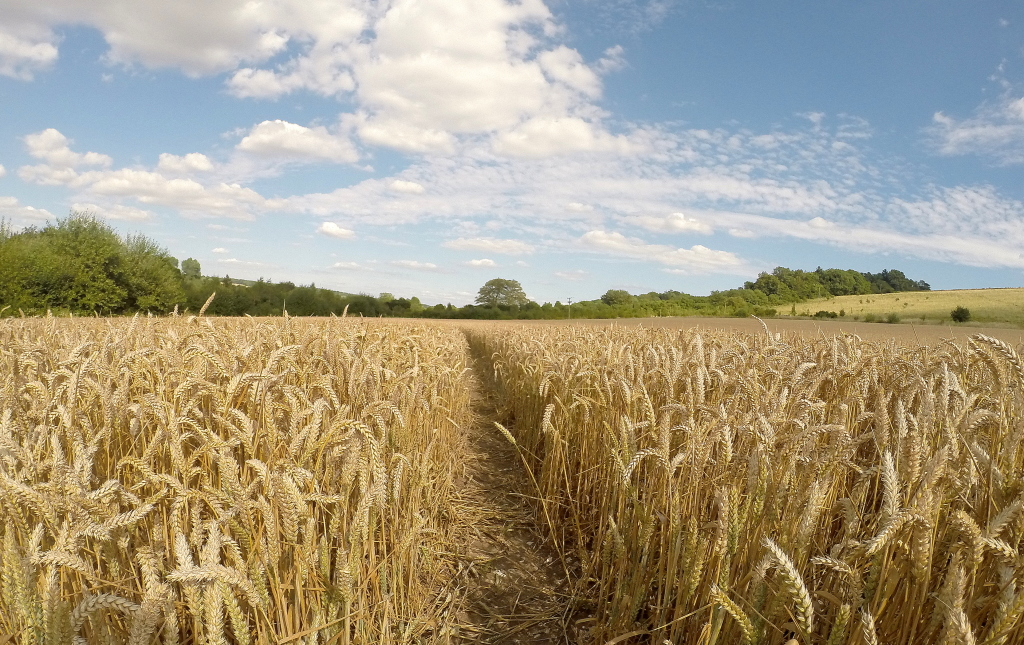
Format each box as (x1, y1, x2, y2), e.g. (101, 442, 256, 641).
(181, 258, 201, 279)
(0, 212, 184, 314)
(476, 278, 528, 307)
(600, 289, 634, 306)
(950, 306, 971, 323)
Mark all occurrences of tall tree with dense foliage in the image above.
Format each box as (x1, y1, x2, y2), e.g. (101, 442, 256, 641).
(475, 278, 529, 307)
(0, 213, 184, 315)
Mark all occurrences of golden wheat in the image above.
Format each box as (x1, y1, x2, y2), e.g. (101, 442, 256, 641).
(465, 322, 1024, 645)
(0, 315, 472, 644)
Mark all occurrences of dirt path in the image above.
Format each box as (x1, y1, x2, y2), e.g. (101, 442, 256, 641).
(450, 339, 576, 644)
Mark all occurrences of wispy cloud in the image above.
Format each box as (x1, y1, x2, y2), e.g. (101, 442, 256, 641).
(443, 237, 536, 255)
(929, 95, 1024, 164)
(391, 259, 442, 271)
(554, 269, 587, 281)
(580, 230, 750, 274)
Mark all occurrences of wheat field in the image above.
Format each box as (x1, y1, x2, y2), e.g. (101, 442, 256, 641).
(0, 314, 472, 644)
(467, 321, 1024, 645)
(2, 314, 1024, 644)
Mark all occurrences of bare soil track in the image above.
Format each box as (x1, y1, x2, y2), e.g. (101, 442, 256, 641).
(451, 338, 578, 644)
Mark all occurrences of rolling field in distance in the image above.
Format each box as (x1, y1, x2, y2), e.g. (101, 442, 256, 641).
(787, 288, 1024, 326)
(2, 314, 1024, 644)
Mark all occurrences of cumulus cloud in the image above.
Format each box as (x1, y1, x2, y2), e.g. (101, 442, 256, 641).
(317, 221, 355, 239)
(71, 202, 153, 221)
(443, 236, 535, 255)
(464, 258, 496, 267)
(157, 152, 214, 174)
(0, 164, 5, 178)
(389, 179, 425, 194)
(8, 0, 636, 160)
(24, 129, 111, 168)
(237, 120, 358, 163)
(929, 95, 1024, 164)
(0, 195, 53, 225)
(580, 230, 748, 274)
(0, 28, 59, 79)
(211, 247, 229, 253)
(17, 128, 275, 219)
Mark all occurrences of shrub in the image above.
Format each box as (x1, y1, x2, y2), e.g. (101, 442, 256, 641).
(885, 312, 901, 324)
(950, 306, 971, 323)
(813, 310, 838, 319)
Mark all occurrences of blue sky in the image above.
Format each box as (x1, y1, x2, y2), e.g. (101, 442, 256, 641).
(1, 1, 1023, 305)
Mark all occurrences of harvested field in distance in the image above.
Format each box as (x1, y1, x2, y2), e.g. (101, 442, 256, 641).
(787, 288, 1024, 326)
(519, 315, 1024, 345)
(2, 314, 1024, 644)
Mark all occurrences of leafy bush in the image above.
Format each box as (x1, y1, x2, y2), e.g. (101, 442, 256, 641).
(0, 212, 184, 315)
(885, 312, 901, 324)
(951, 306, 971, 323)
(813, 310, 839, 319)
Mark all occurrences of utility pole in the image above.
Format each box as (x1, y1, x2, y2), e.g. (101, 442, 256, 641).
(567, 297, 573, 320)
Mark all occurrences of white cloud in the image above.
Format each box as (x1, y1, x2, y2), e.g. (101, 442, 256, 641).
(8, 0, 633, 161)
(566, 202, 593, 212)
(0, 164, 5, 178)
(595, 45, 626, 74)
(330, 261, 366, 270)
(493, 117, 647, 157)
(0, 28, 59, 80)
(580, 230, 748, 274)
(464, 258, 497, 267)
(211, 247, 229, 253)
(317, 221, 355, 239)
(217, 258, 268, 268)
(158, 152, 214, 174)
(538, 46, 601, 98)
(554, 269, 587, 281)
(929, 95, 1024, 164)
(17, 128, 275, 219)
(391, 259, 441, 271)
(624, 212, 712, 234)
(389, 179, 425, 194)
(71, 202, 153, 221)
(443, 236, 535, 255)
(237, 120, 358, 163)
(0, 195, 53, 226)
(24, 129, 112, 168)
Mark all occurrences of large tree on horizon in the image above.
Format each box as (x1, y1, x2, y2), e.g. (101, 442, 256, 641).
(475, 278, 529, 307)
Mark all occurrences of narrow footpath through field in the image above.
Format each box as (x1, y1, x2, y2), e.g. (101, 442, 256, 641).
(450, 336, 577, 644)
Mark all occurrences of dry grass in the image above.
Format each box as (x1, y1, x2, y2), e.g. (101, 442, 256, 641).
(467, 321, 1024, 644)
(790, 288, 1024, 326)
(0, 313, 472, 644)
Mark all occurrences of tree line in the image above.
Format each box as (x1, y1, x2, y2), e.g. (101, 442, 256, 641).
(0, 213, 931, 319)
